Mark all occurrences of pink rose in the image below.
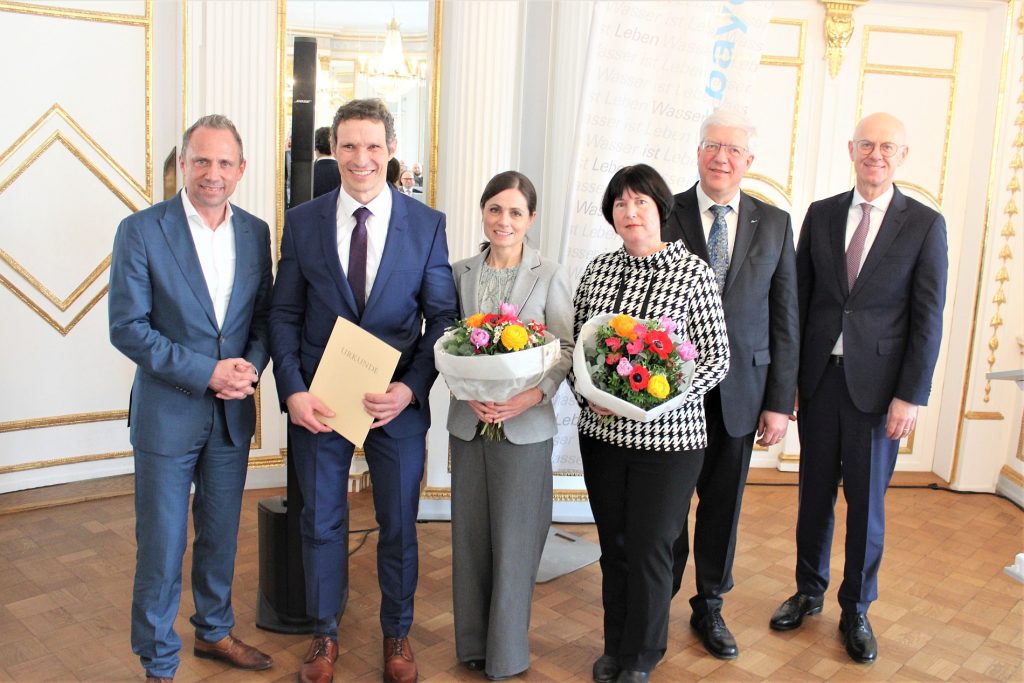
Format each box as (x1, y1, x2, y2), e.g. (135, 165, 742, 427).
(632, 323, 648, 340)
(658, 316, 677, 335)
(616, 358, 633, 376)
(605, 337, 622, 351)
(626, 339, 644, 355)
(677, 340, 697, 361)
(470, 328, 490, 349)
(499, 302, 519, 317)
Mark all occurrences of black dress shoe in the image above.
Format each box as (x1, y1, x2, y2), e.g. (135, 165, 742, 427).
(616, 671, 649, 683)
(839, 612, 877, 663)
(592, 654, 620, 683)
(769, 592, 824, 631)
(464, 659, 485, 671)
(690, 609, 738, 659)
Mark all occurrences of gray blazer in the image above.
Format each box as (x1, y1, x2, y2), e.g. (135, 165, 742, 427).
(447, 243, 574, 444)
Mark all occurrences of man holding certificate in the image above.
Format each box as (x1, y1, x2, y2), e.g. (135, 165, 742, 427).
(269, 98, 458, 683)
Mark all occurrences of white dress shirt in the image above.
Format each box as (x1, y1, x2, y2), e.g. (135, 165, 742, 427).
(182, 190, 235, 329)
(336, 185, 392, 304)
(832, 184, 894, 355)
(696, 183, 741, 261)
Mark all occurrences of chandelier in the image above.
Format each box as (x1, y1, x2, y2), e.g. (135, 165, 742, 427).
(367, 16, 419, 101)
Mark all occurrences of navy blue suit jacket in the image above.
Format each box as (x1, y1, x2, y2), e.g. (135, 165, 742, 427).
(108, 193, 273, 455)
(663, 184, 799, 437)
(269, 185, 458, 438)
(796, 185, 947, 413)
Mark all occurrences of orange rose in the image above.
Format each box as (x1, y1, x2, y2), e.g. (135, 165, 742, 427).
(609, 314, 638, 340)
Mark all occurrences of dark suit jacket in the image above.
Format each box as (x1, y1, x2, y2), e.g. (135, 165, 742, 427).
(662, 184, 799, 437)
(796, 185, 947, 413)
(269, 185, 458, 438)
(312, 158, 341, 198)
(108, 193, 273, 455)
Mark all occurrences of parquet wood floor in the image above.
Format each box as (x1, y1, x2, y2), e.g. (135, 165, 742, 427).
(0, 479, 1020, 682)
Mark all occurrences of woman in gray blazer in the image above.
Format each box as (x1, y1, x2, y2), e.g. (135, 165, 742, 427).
(448, 171, 574, 680)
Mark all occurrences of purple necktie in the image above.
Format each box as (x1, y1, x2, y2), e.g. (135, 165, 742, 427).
(847, 202, 871, 291)
(349, 206, 370, 315)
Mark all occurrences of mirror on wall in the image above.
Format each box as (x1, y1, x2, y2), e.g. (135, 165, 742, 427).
(284, 0, 436, 204)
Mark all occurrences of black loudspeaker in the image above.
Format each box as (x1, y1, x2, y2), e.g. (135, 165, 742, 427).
(256, 432, 349, 634)
(289, 36, 317, 209)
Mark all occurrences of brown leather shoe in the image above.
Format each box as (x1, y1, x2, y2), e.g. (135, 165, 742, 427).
(382, 637, 417, 683)
(299, 636, 338, 683)
(193, 632, 272, 671)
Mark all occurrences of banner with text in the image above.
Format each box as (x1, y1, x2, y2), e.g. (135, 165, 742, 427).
(551, 0, 772, 485)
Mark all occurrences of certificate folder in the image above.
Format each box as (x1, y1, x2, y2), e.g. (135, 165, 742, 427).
(309, 317, 401, 448)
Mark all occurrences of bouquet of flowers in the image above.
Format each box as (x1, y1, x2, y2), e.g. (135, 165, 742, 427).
(434, 302, 561, 439)
(573, 312, 697, 422)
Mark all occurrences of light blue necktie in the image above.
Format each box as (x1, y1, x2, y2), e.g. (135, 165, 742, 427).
(708, 204, 730, 292)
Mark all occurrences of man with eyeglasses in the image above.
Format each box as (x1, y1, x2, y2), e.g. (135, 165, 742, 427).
(662, 109, 799, 661)
(769, 112, 948, 664)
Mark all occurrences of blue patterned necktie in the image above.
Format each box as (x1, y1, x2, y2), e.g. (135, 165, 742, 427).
(708, 204, 730, 292)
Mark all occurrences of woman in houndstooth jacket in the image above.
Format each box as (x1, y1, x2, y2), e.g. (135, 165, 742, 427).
(572, 164, 730, 683)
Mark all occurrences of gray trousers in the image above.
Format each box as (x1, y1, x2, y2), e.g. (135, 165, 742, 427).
(450, 434, 553, 678)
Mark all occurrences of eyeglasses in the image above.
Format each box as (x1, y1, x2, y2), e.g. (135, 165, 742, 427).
(852, 139, 904, 157)
(700, 140, 748, 159)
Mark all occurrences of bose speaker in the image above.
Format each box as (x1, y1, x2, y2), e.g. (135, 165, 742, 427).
(289, 36, 317, 208)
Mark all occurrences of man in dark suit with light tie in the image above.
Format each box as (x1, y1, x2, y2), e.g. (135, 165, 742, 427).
(109, 115, 274, 682)
(769, 112, 948, 663)
(662, 109, 799, 660)
(269, 98, 458, 683)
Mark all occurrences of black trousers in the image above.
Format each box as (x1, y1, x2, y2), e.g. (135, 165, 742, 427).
(580, 433, 704, 672)
(670, 386, 755, 617)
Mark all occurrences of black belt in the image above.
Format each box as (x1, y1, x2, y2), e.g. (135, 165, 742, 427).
(829, 354, 844, 366)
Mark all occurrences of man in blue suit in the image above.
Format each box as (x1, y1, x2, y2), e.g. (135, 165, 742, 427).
(109, 115, 274, 681)
(769, 113, 948, 663)
(269, 99, 458, 683)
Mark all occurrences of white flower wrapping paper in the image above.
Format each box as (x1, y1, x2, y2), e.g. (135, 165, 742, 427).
(434, 333, 562, 403)
(572, 313, 696, 422)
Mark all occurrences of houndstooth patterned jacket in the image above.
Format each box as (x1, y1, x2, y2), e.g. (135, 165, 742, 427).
(573, 240, 730, 452)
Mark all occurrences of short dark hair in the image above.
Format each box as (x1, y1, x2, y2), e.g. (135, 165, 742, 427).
(387, 157, 401, 186)
(600, 164, 673, 227)
(314, 126, 332, 155)
(182, 114, 243, 162)
(479, 171, 538, 213)
(331, 98, 396, 148)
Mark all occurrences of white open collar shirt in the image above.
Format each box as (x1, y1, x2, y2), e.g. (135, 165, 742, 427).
(182, 189, 235, 330)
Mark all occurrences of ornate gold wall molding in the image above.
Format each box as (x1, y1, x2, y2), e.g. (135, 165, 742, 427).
(952, 0, 1020, 485)
(820, 0, 867, 78)
(984, 41, 1022, 402)
(0, 128, 138, 334)
(857, 26, 960, 207)
(0, 449, 132, 476)
(1000, 463, 1024, 488)
(421, 486, 590, 503)
(0, 410, 128, 434)
(0, 1, 153, 202)
(428, 0, 443, 209)
(964, 411, 1006, 420)
(748, 18, 806, 204)
(0, 104, 149, 202)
